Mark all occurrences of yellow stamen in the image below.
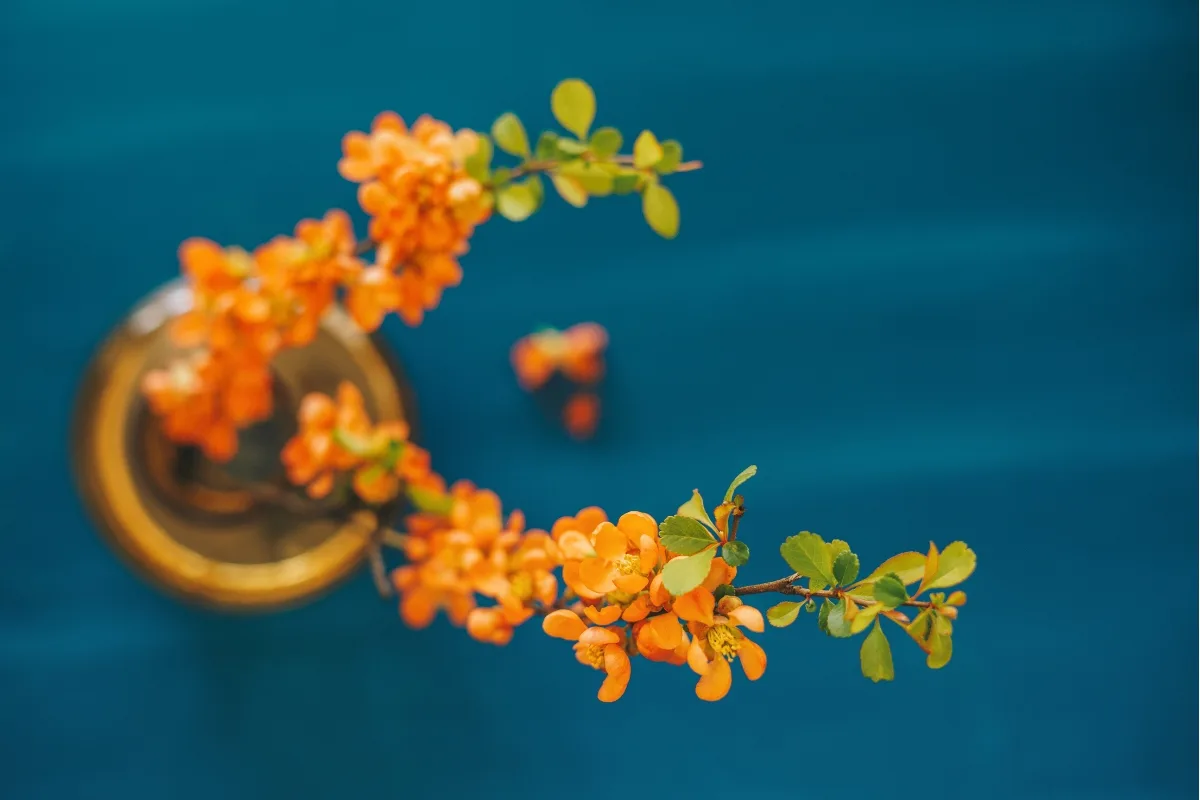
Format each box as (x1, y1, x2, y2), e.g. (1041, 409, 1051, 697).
(706, 624, 741, 662)
(615, 554, 641, 576)
(582, 644, 605, 669)
(509, 572, 533, 601)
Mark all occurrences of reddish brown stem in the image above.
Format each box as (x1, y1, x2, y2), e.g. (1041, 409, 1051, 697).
(734, 574, 935, 609)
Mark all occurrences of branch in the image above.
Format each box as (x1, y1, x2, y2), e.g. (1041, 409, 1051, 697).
(734, 574, 934, 609)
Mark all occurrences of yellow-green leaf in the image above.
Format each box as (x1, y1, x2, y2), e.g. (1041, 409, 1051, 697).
(661, 547, 716, 596)
(407, 485, 453, 516)
(589, 127, 622, 157)
(658, 515, 715, 555)
(780, 532, 836, 585)
(918, 541, 940, 593)
(825, 599, 853, 638)
(677, 489, 717, 532)
(925, 541, 977, 590)
(535, 131, 560, 160)
(556, 161, 614, 195)
(856, 551, 926, 587)
(464, 135, 493, 182)
(767, 601, 803, 628)
(723, 464, 757, 502)
(491, 112, 530, 157)
(656, 140, 683, 173)
(873, 574, 909, 609)
(828, 539, 851, 561)
(850, 603, 885, 634)
(611, 171, 639, 195)
(860, 620, 895, 682)
(642, 183, 679, 239)
(926, 614, 953, 669)
(550, 174, 587, 208)
(833, 550, 860, 586)
(495, 179, 540, 222)
(551, 78, 596, 139)
(633, 130, 663, 168)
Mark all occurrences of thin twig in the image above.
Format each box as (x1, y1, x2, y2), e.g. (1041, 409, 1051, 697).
(735, 574, 934, 609)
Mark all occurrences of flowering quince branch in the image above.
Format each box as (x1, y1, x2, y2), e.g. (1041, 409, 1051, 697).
(135, 77, 979, 702)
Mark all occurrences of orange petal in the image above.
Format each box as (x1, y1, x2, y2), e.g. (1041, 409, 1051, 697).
(578, 556, 617, 594)
(647, 614, 683, 650)
(400, 589, 437, 628)
(562, 562, 605, 600)
(593, 522, 627, 561)
(617, 511, 658, 543)
(638, 534, 659, 573)
(695, 654, 732, 701)
(622, 596, 652, 623)
(702, 557, 736, 592)
(598, 648, 631, 702)
(728, 604, 765, 633)
(687, 635, 710, 675)
(613, 573, 649, 594)
(583, 605, 623, 626)
(557, 530, 594, 560)
(542, 609, 586, 641)
(579, 626, 621, 646)
(649, 573, 670, 607)
(575, 507, 608, 535)
(739, 637, 767, 681)
(673, 586, 715, 625)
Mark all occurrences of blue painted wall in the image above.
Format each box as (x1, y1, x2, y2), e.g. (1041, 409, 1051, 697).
(1, 1, 1195, 797)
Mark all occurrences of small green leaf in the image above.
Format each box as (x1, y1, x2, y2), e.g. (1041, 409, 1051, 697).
(860, 620, 895, 682)
(656, 140, 683, 173)
(658, 515, 716, 555)
(828, 539, 851, 560)
(491, 113, 530, 157)
(332, 428, 379, 457)
(804, 598, 817, 612)
(495, 178, 541, 222)
(767, 601, 803, 628)
(925, 541, 977, 590)
(490, 167, 513, 187)
(464, 135, 493, 182)
(713, 583, 737, 602)
(641, 184, 679, 239)
(551, 78, 596, 139)
(554, 137, 589, 156)
(676, 489, 718, 533)
(723, 464, 757, 503)
(926, 614, 953, 669)
(556, 161, 614, 195)
(906, 607, 934, 647)
(535, 131, 560, 160)
(780, 532, 836, 586)
(833, 550, 860, 586)
(407, 485, 453, 516)
(825, 599, 853, 638)
(550, 174, 588, 208)
(856, 551, 926, 587)
(722, 540, 750, 567)
(817, 598, 832, 633)
(633, 130, 663, 168)
(611, 172, 639, 195)
(589, 127, 622, 157)
(849, 603, 885, 634)
(661, 547, 717, 596)
(873, 574, 909, 609)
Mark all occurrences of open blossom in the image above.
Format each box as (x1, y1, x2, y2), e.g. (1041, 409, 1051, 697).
(339, 112, 492, 328)
(679, 590, 767, 701)
(543, 611, 633, 702)
(511, 323, 608, 391)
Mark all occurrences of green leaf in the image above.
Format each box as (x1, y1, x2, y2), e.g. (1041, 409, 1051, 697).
(554, 137, 589, 156)
(677, 489, 718, 532)
(556, 161, 614, 195)
(780, 532, 836, 585)
(925, 541, 977, 590)
(491, 113, 530, 158)
(551, 78, 596, 139)
(656, 140, 683, 173)
(713, 584, 737, 602)
(767, 601, 803, 628)
(860, 620, 895, 682)
(825, 599, 853, 638)
(856, 551, 926, 587)
(535, 131, 560, 160)
(495, 178, 541, 222)
(550, 174, 588, 208)
(722, 540, 750, 567)
(464, 135, 493, 182)
(804, 598, 817, 613)
(641, 184, 679, 239)
(723, 464, 757, 502)
(833, 550, 860, 586)
(633, 130, 663, 168)
(849, 603, 885, 634)
(873, 574, 909, 609)
(658, 515, 716, 555)
(589, 127, 622, 157)
(407, 485, 453, 516)
(611, 172, 639, 195)
(332, 427, 379, 457)
(661, 547, 716, 596)
(926, 614, 953, 669)
(817, 598, 832, 633)
(906, 607, 934, 646)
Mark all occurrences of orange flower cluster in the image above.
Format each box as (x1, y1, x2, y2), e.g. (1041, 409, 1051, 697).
(281, 383, 437, 504)
(338, 113, 493, 327)
(390, 492, 766, 702)
(511, 323, 608, 439)
(142, 211, 363, 460)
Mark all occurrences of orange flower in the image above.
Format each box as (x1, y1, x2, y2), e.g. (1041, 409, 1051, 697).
(510, 323, 608, 391)
(542, 610, 633, 702)
(633, 614, 691, 665)
(677, 590, 766, 701)
(576, 511, 660, 597)
(563, 392, 600, 439)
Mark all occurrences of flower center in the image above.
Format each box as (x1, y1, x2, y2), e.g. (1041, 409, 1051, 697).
(509, 572, 533, 601)
(615, 554, 641, 576)
(583, 644, 606, 669)
(706, 624, 741, 662)
(606, 590, 636, 606)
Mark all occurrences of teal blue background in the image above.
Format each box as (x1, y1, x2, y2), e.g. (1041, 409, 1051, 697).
(1, 1, 1195, 797)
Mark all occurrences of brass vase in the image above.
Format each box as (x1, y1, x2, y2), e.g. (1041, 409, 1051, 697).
(71, 280, 415, 611)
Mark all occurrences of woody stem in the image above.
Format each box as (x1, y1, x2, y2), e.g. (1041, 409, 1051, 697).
(733, 574, 935, 609)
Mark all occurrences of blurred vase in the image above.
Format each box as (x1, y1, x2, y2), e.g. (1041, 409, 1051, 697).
(70, 279, 416, 611)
